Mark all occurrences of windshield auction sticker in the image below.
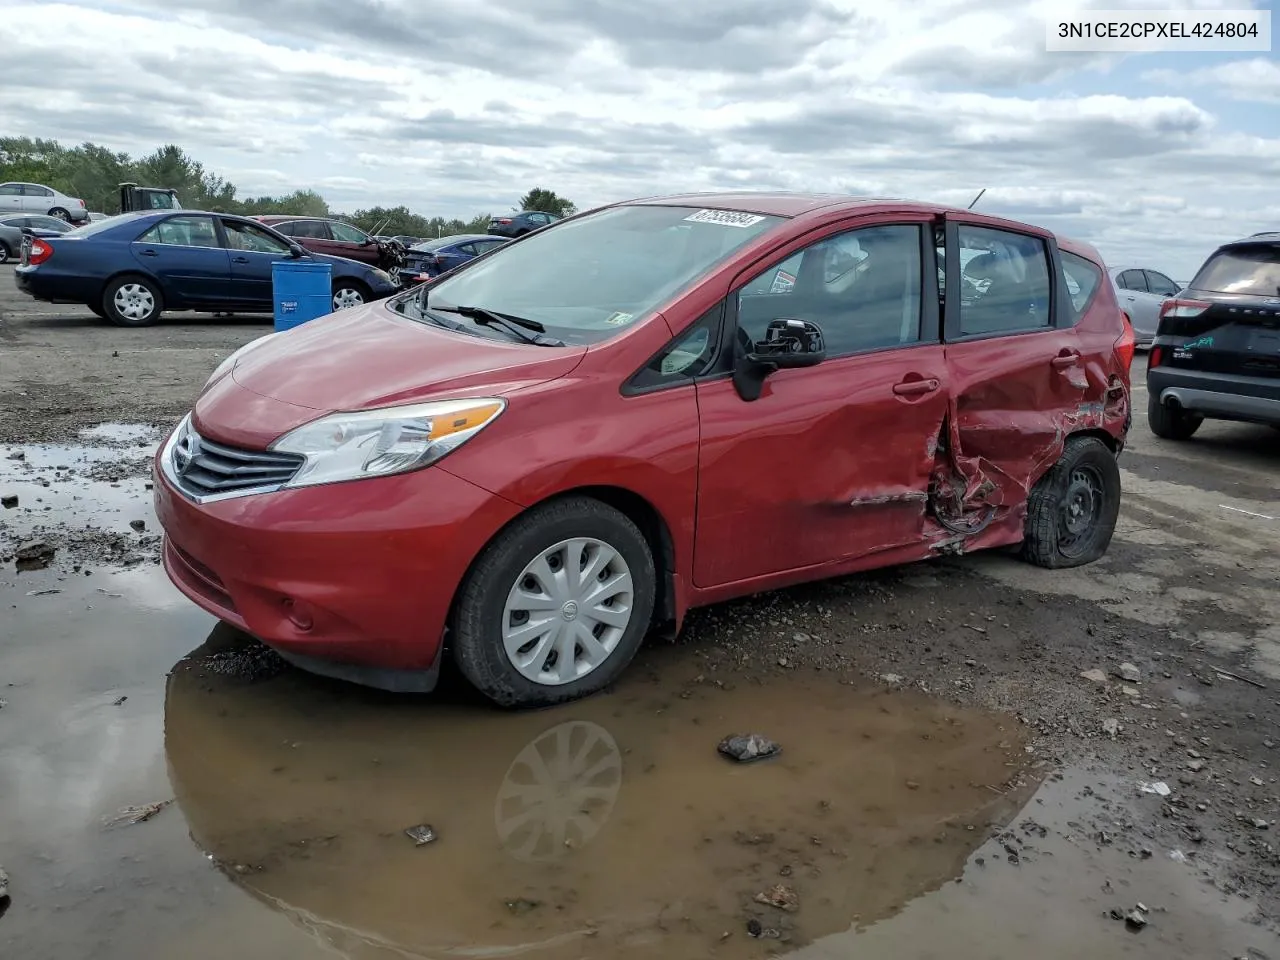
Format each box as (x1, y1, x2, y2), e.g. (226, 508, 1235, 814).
(683, 209, 766, 228)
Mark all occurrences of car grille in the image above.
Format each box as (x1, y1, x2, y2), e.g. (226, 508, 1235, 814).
(170, 422, 304, 498)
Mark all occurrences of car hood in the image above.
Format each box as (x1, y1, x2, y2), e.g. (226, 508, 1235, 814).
(197, 302, 585, 447)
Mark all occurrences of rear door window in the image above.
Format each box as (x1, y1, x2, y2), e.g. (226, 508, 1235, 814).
(956, 225, 1052, 335)
(139, 216, 221, 248)
(1117, 269, 1148, 292)
(1191, 245, 1280, 297)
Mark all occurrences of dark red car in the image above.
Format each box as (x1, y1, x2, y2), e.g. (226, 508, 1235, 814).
(156, 193, 1134, 707)
(252, 216, 408, 285)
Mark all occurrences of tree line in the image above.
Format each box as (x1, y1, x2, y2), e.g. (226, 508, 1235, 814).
(0, 138, 577, 238)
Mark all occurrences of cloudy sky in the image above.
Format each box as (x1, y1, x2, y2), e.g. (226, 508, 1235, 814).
(4, 0, 1278, 277)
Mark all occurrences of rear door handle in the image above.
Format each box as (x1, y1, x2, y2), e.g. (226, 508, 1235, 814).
(893, 378, 940, 396)
(139, 248, 158, 257)
(1125, 295, 1136, 301)
(1051, 352, 1081, 369)
(232, 256, 249, 263)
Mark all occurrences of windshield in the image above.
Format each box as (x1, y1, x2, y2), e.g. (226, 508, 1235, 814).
(420, 205, 783, 344)
(1192, 245, 1280, 297)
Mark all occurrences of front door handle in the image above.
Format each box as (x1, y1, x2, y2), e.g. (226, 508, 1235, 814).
(1125, 295, 1136, 301)
(232, 256, 249, 263)
(138, 248, 158, 257)
(1051, 351, 1081, 369)
(893, 377, 940, 396)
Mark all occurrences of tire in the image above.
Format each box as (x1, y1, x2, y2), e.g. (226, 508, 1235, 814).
(1020, 436, 1122, 569)
(452, 496, 657, 708)
(0, 241, 10, 264)
(102, 275, 163, 327)
(331, 279, 369, 311)
(48, 208, 71, 222)
(1147, 394, 1202, 440)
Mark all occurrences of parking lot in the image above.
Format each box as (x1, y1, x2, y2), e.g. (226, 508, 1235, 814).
(2, 262, 1280, 958)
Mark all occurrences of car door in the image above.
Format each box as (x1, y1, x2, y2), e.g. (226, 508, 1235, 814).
(328, 220, 379, 264)
(1114, 268, 1160, 343)
(131, 215, 232, 306)
(941, 216, 1088, 510)
(693, 216, 949, 587)
(0, 185, 22, 214)
(1135, 269, 1181, 343)
(21, 185, 53, 214)
(221, 218, 298, 310)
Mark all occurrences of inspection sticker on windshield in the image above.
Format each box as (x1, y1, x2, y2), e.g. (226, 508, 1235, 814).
(604, 312, 634, 325)
(683, 209, 766, 228)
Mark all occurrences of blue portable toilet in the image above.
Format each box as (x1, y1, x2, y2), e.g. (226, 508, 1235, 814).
(272, 260, 332, 332)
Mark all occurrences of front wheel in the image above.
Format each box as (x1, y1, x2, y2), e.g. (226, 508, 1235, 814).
(103, 275, 163, 327)
(331, 280, 368, 311)
(452, 497, 656, 708)
(1147, 395, 1203, 440)
(1020, 436, 1121, 569)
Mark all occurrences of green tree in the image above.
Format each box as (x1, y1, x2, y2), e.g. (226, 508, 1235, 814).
(517, 187, 576, 218)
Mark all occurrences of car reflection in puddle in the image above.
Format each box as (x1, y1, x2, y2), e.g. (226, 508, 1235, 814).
(164, 625, 1036, 959)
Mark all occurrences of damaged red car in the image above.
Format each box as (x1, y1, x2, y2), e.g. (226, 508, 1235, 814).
(155, 193, 1134, 707)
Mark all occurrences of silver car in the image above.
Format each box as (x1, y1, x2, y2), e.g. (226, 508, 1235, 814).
(0, 221, 22, 263)
(0, 181, 90, 223)
(1110, 265, 1181, 346)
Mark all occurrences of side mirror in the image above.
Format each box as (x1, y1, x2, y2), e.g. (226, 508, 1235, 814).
(288, 243, 305, 258)
(733, 318, 826, 401)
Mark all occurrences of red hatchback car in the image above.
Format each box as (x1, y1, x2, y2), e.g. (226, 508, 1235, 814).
(155, 193, 1134, 707)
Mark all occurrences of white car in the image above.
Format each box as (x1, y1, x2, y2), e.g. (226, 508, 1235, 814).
(0, 181, 90, 223)
(1109, 265, 1181, 346)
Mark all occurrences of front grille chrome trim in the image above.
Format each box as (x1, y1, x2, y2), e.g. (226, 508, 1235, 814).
(160, 414, 302, 504)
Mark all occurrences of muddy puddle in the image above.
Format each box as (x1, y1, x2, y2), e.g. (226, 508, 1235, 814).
(3, 425, 1280, 959)
(0, 424, 160, 544)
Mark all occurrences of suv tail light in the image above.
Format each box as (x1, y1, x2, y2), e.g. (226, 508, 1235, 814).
(27, 238, 53, 265)
(1115, 310, 1136, 374)
(1160, 298, 1211, 320)
(1149, 345, 1164, 368)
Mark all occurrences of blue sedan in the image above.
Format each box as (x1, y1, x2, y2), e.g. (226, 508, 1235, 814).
(13, 210, 399, 326)
(401, 233, 508, 283)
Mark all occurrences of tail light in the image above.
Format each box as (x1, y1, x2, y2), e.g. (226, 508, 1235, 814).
(78, 199, 86, 208)
(27, 238, 53, 265)
(1160, 298, 1210, 320)
(495, 218, 512, 224)
(1149, 346, 1164, 368)
(1115, 310, 1136, 374)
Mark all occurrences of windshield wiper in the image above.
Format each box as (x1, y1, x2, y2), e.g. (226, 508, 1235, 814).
(432, 304, 565, 346)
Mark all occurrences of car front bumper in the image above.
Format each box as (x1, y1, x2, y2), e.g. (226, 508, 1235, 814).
(154, 448, 523, 691)
(1148, 366, 1280, 425)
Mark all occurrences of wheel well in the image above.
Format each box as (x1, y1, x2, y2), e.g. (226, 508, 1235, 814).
(333, 276, 371, 296)
(101, 270, 161, 301)
(1067, 427, 1119, 453)
(447, 485, 679, 640)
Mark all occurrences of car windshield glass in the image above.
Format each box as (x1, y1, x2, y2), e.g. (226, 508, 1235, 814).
(1192, 245, 1280, 297)
(421, 205, 783, 344)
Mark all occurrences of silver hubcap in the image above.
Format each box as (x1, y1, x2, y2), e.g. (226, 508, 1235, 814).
(495, 720, 622, 862)
(114, 283, 155, 321)
(332, 287, 364, 310)
(388, 265, 401, 284)
(502, 537, 634, 686)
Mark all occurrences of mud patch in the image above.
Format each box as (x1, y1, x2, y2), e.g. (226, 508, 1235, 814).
(165, 630, 1034, 958)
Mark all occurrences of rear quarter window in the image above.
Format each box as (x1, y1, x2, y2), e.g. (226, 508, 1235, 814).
(1060, 252, 1103, 324)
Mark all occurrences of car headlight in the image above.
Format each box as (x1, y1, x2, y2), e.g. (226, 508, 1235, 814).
(204, 333, 280, 389)
(271, 398, 506, 488)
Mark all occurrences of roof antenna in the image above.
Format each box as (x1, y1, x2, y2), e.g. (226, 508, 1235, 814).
(967, 188, 986, 210)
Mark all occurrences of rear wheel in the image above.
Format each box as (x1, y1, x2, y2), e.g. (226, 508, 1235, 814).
(1147, 394, 1203, 440)
(452, 497, 656, 708)
(1021, 436, 1121, 569)
(0, 241, 11, 264)
(103, 275, 163, 327)
(331, 279, 369, 311)
(48, 207, 71, 222)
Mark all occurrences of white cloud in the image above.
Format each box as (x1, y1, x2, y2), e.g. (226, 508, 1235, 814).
(0, 0, 1276, 277)
(1144, 57, 1280, 103)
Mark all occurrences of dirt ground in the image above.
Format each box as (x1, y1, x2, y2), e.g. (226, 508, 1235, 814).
(2, 264, 1279, 959)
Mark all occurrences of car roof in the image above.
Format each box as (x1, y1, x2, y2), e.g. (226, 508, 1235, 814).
(1225, 231, 1280, 246)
